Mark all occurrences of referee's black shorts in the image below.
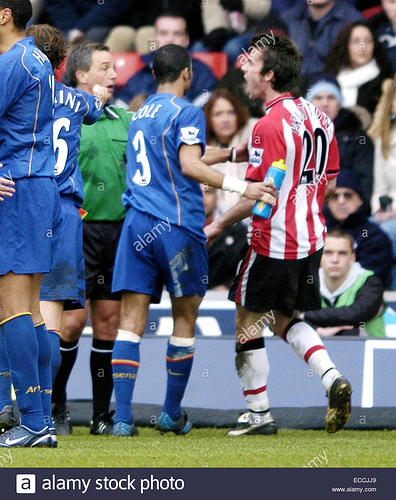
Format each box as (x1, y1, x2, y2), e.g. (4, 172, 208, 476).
(229, 246, 323, 317)
(83, 219, 124, 301)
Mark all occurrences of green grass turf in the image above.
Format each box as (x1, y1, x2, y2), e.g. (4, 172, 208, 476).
(1, 427, 395, 468)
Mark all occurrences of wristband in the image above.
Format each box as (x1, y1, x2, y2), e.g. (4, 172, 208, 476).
(228, 147, 237, 162)
(222, 174, 248, 195)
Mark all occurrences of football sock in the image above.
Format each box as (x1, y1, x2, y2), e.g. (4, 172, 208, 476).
(91, 338, 114, 419)
(112, 330, 140, 425)
(48, 329, 61, 384)
(52, 339, 79, 407)
(235, 337, 270, 417)
(1, 313, 45, 431)
(283, 319, 340, 391)
(35, 322, 53, 429)
(0, 331, 12, 408)
(162, 336, 195, 421)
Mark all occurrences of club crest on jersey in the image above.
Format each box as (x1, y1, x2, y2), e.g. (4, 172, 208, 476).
(249, 148, 264, 167)
(180, 127, 200, 145)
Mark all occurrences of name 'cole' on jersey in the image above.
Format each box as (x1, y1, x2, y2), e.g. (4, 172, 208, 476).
(123, 93, 207, 242)
(0, 37, 55, 179)
(53, 82, 103, 207)
(246, 94, 340, 260)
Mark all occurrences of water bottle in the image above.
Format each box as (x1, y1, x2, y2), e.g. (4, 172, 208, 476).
(252, 159, 287, 219)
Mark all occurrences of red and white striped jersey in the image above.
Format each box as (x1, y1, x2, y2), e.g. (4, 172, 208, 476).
(246, 94, 339, 260)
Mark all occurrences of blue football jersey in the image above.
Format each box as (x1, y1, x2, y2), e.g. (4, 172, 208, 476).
(53, 83, 103, 206)
(123, 93, 207, 242)
(0, 37, 55, 179)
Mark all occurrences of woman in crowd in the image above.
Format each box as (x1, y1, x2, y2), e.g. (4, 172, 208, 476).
(324, 20, 393, 122)
(368, 76, 396, 274)
(204, 88, 257, 212)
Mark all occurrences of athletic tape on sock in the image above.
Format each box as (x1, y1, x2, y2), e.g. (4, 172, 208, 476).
(117, 330, 141, 343)
(169, 336, 195, 347)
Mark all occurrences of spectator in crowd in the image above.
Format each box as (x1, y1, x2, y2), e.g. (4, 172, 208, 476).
(366, 76, 396, 280)
(369, 0, 396, 73)
(205, 88, 258, 211)
(193, 0, 271, 66)
(323, 170, 393, 287)
(324, 21, 393, 119)
(51, 44, 132, 436)
(307, 74, 374, 205)
(42, 0, 131, 45)
(281, 0, 363, 85)
(104, 1, 204, 53)
(303, 229, 386, 337)
(202, 185, 248, 290)
(115, 13, 218, 109)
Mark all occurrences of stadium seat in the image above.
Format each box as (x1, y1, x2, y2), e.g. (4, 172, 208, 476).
(113, 52, 145, 87)
(191, 52, 228, 80)
(361, 6, 382, 19)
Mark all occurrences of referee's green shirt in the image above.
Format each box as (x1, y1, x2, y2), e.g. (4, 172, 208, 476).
(78, 105, 132, 221)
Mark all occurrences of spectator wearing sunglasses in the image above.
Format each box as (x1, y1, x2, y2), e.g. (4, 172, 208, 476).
(323, 170, 393, 287)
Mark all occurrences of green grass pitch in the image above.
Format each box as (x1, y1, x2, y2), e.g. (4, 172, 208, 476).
(2, 427, 395, 468)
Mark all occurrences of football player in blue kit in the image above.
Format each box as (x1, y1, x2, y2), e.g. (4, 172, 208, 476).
(0, 22, 108, 446)
(0, 0, 60, 448)
(111, 43, 276, 436)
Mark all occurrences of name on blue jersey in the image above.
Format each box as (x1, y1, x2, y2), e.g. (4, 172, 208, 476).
(56, 90, 83, 114)
(132, 104, 162, 121)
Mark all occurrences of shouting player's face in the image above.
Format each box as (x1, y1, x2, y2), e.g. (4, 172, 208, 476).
(241, 51, 266, 101)
(84, 50, 117, 98)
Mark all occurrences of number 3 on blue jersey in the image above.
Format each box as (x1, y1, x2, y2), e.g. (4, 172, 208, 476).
(132, 130, 151, 186)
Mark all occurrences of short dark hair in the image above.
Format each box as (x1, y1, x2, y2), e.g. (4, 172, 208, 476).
(249, 33, 302, 96)
(26, 24, 67, 71)
(153, 44, 191, 85)
(0, 0, 32, 30)
(66, 42, 109, 88)
(325, 229, 355, 253)
(155, 11, 188, 34)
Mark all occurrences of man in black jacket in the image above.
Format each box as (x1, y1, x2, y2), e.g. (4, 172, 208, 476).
(324, 170, 393, 288)
(303, 229, 386, 337)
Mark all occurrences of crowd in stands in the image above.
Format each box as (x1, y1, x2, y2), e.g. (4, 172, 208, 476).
(31, 0, 396, 331)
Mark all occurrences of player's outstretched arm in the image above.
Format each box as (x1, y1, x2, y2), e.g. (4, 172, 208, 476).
(201, 140, 248, 166)
(180, 144, 276, 201)
(204, 197, 255, 244)
(0, 176, 15, 201)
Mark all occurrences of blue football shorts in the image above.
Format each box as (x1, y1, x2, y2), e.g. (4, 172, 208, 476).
(112, 207, 208, 303)
(40, 197, 85, 308)
(0, 176, 61, 275)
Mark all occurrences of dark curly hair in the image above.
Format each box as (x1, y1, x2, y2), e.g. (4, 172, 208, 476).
(324, 21, 392, 77)
(26, 24, 67, 71)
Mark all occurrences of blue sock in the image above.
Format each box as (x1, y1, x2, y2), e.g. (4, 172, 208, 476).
(1, 313, 44, 431)
(35, 322, 53, 429)
(0, 331, 12, 408)
(112, 338, 140, 425)
(48, 329, 61, 385)
(162, 339, 195, 421)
